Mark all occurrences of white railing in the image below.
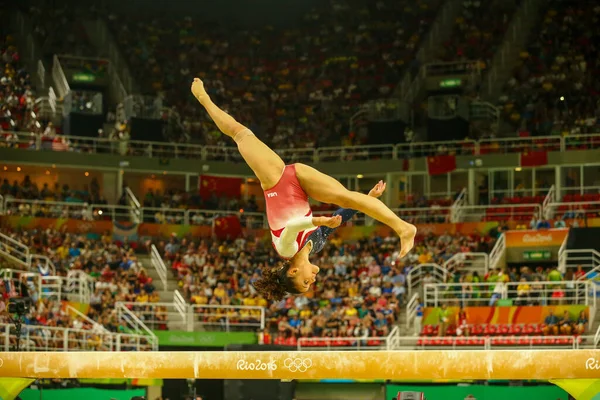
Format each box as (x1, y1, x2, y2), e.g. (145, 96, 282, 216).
(423, 280, 595, 308)
(559, 249, 600, 278)
(489, 233, 505, 271)
(173, 290, 188, 327)
(297, 335, 391, 351)
(557, 234, 569, 273)
(124, 187, 141, 223)
(188, 305, 265, 332)
(117, 301, 184, 331)
(115, 302, 158, 343)
(6, 130, 600, 162)
(0, 269, 40, 298)
(66, 305, 110, 333)
(0, 232, 30, 268)
(459, 203, 542, 222)
(443, 252, 489, 275)
(3, 198, 267, 227)
(542, 185, 556, 219)
(406, 293, 420, 330)
(450, 188, 467, 222)
(546, 200, 600, 220)
(297, 333, 589, 350)
(406, 263, 449, 297)
(0, 323, 156, 352)
(594, 322, 600, 348)
(150, 244, 168, 291)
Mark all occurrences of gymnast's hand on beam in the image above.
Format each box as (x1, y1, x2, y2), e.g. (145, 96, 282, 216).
(312, 215, 342, 228)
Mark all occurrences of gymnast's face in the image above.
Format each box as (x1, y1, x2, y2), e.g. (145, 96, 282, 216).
(288, 259, 320, 293)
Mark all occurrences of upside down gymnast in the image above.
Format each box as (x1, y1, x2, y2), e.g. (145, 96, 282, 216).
(191, 78, 417, 300)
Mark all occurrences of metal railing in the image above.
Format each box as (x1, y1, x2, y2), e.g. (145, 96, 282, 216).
(188, 305, 265, 332)
(542, 184, 556, 219)
(406, 263, 449, 297)
(423, 280, 595, 309)
(297, 332, 590, 350)
(458, 203, 542, 222)
(117, 301, 182, 331)
(406, 293, 420, 330)
(0, 232, 30, 268)
(0, 323, 155, 352)
(546, 200, 600, 220)
(115, 302, 157, 340)
(5, 130, 600, 162)
(66, 305, 110, 333)
(443, 252, 489, 275)
(2, 198, 266, 227)
(150, 244, 168, 291)
(559, 249, 600, 278)
(489, 233, 506, 271)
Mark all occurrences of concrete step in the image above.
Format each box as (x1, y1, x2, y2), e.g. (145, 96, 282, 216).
(157, 290, 174, 302)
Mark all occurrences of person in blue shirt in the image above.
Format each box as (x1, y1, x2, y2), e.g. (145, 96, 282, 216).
(536, 218, 551, 230)
(543, 310, 559, 335)
(414, 298, 424, 336)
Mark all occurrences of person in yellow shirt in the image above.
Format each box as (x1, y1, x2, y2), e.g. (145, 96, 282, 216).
(56, 244, 69, 260)
(136, 290, 149, 303)
(213, 283, 226, 299)
(344, 306, 358, 318)
(243, 295, 257, 306)
(418, 251, 432, 264)
(191, 293, 208, 305)
(299, 305, 312, 319)
(255, 296, 267, 307)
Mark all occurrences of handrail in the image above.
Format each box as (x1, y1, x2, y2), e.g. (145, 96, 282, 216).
(150, 244, 168, 291)
(297, 334, 585, 350)
(423, 280, 592, 307)
(443, 252, 489, 275)
(406, 293, 420, 330)
(450, 188, 467, 222)
(188, 304, 266, 332)
(557, 233, 569, 273)
(115, 302, 157, 338)
(406, 263, 448, 297)
(489, 233, 506, 271)
(4, 198, 267, 227)
(542, 185, 556, 219)
(5, 130, 600, 162)
(66, 305, 110, 333)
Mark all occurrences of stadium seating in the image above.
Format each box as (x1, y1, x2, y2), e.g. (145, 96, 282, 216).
(107, 0, 440, 147)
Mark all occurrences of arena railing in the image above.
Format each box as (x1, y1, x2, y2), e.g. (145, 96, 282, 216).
(0, 232, 30, 269)
(150, 244, 168, 291)
(1, 198, 267, 228)
(116, 301, 186, 331)
(406, 263, 449, 297)
(545, 200, 600, 221)
(423, 280, 595, 311)
(443, 252, 489, 276)
(188, 304, 265, 332)
(488, 233, 505, 271)
(114, 303, 158, 349)
(0, 323, 154, 352)
(405, 293, 421, 331)
(7, 131, 600, 162)
(66, 305, 110, 334)
(297, 334, 588, 351)
(558, 249, 600, 279)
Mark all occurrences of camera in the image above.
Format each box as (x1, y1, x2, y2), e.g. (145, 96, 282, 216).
(397, 392, 426, 400)
(8, 297, 32, 315)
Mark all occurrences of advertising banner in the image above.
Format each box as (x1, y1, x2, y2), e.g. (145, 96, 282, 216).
(422, 305, 589, 325)
(153, 330, 257, 347)
(385, 384, 567, 400)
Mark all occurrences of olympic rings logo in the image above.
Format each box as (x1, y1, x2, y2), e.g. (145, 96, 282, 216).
(283, 358, 312, 373)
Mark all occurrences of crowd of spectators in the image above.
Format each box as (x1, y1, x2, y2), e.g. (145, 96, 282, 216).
(497, 0, 600, 135)
(107, 0, 439, 148)
(439, 0, 519, 68)
(1, 175, 110, 219)
(0, 228, 159, 347)
(157, 229, 497, 344)
(0, 33, 36, 134)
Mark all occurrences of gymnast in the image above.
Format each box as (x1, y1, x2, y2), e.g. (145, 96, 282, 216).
(191, 78, 416, 300)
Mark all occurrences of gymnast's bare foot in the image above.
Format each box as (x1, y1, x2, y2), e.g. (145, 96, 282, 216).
(398, 223, 417, 258)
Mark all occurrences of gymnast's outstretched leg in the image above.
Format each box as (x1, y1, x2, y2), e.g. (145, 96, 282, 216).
(191, 78, 284, 190)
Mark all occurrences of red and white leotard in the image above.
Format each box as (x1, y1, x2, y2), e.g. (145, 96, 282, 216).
(263, 164, 317, 259)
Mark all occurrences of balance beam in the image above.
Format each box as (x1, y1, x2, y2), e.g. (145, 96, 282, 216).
(0, 350, 599, 379)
